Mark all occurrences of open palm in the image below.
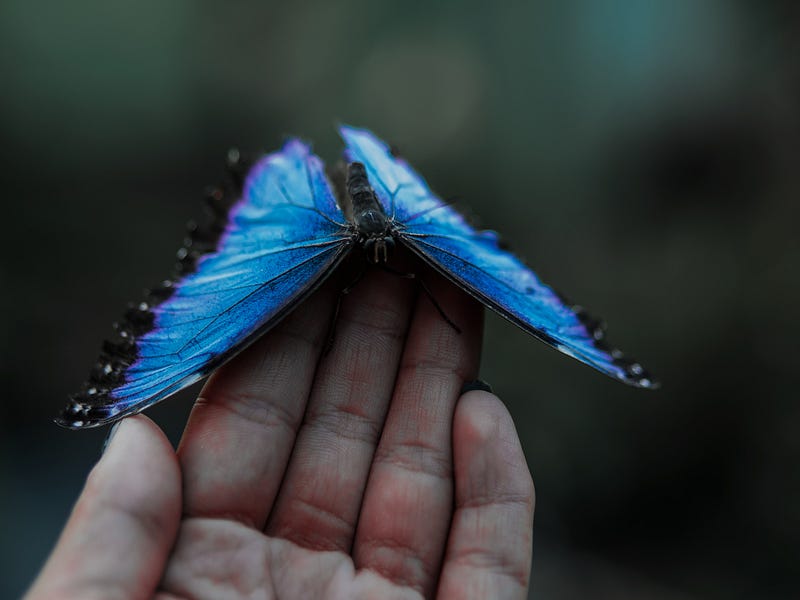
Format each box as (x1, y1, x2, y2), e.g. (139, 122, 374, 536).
(29, 268, 534, 599)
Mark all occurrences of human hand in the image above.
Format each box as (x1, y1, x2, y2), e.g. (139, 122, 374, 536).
(28, 268, 534, 599)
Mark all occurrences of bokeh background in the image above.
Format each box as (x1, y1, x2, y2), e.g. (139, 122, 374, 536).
(2, 1, 798, 598)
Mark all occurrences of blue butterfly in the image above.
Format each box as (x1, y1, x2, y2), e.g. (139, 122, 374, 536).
(58, 126, 657, 429)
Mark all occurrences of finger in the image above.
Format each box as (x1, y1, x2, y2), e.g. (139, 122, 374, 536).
(437, 392, 535, 600)
(177, 283, 336, 529)
(26, 416, 181, 600)
(265, 266, 416, 552)
(353, 274, 483, 597)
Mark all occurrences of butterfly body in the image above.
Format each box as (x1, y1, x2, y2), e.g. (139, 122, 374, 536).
(347, 161, 397, 265)
(58, 126, 657, 429)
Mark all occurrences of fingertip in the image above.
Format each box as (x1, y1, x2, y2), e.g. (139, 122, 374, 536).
(453, 389, 535, 505)
(93, 413, 182, 517)
(102, 414, 174, 455)
(456, 387, 503, 413)
(454, 389, 511, 448)
(96, 415, 181, 490)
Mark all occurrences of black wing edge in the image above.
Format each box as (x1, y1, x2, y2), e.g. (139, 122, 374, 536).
(56, 151, 257, 429)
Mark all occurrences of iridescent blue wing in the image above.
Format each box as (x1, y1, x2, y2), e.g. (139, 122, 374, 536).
(340, 125, 657, 388)
(59, 139, 351, 428)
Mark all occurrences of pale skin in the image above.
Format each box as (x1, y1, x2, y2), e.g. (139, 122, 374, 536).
(28, 265, 535, 599)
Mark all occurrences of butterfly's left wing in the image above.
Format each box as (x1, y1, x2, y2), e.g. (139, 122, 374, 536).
(59, 139, 351, 428)
(340, 125, 656, 388)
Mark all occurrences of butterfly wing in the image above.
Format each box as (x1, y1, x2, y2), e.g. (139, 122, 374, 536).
(340, 125, 656, 388)
(59, 139, 351, 428)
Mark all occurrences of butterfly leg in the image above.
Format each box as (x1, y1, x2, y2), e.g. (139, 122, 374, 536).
(415, 276, 463, 335)
(324, 262, 368, 354)
(378, 265, 462, 335)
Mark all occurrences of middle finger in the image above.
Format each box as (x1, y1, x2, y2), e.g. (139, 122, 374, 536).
(265, 266, 416, 552)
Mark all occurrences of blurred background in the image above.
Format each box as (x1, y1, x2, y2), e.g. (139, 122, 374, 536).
(1, 1, 798, 598)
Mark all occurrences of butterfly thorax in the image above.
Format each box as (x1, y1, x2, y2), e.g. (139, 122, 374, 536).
(346, 161, 395, 264)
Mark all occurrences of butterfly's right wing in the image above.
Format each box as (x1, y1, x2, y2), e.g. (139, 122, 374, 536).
(59, 139, 351, 428)
(340, 125, 657, 388)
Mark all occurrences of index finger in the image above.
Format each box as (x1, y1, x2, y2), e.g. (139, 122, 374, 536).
(26, 416, 181, 599)
(175, 283, 337, 529)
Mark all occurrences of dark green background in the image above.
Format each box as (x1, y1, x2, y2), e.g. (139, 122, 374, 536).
(2, 1, 798, 598)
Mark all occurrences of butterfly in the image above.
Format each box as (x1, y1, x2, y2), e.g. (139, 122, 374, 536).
(57, 126, 657, 429)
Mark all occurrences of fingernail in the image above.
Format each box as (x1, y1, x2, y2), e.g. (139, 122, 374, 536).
(461, 379, 493, 394)
(101, 421, 123, 456)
